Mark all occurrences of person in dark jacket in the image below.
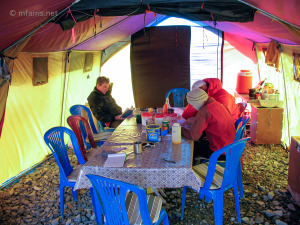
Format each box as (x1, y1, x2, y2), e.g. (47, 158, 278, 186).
(87, 76, 124, 128)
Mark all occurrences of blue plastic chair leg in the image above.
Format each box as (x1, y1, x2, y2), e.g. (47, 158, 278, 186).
(233, 183, 241, 223)
(237, 162, 244, 198)
(72, 189, 78, 202)
(181, 186, 187, 220)
(214, 191, 224, 225)
(90, 188, 103, 225)
(60, 185, 65, 218)
(162, 210, 170, 225)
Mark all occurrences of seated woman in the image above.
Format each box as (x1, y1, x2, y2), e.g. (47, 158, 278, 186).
(182, 78, 240, 122)
(181, 89, 236, 161)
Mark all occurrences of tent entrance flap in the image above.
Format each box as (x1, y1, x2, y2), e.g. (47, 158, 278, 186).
(130, 26, 191, 108)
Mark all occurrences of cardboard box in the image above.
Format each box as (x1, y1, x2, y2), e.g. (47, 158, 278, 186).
(250, 105, 283, 144)
(288, 136, 300, 206)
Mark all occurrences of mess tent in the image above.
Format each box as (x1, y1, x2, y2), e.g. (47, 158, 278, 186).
(0, 0, 299, 187)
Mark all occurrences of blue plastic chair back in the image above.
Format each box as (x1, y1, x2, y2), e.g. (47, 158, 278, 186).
(70, 104, 103, 134)
(201, 138, 249, 191)
(44, 127, 80, 218)
(44, 127, 73, 177)
(234, 115, 250, 141)
(86, 174, 168, 225)
(44, 127, 86, 166)
(165, 88, 189, 107)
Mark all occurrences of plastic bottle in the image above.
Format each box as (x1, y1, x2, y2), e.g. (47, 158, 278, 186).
(163, 102, 168, 114)
(172, 123, 181, 144)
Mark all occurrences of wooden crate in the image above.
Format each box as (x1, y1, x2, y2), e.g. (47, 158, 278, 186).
(250, 105, 283, 144)
(288, 137, 300, 206)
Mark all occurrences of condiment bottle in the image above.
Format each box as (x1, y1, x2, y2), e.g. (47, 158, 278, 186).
(172, 123, 181, 144)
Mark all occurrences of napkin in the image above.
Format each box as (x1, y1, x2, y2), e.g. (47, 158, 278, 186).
(103, 153, 126, 167)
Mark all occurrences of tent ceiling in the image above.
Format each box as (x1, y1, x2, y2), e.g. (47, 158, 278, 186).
(241, 0, 300, 28)
(0, 0, 74, 53)
(1, 0, 299, 54)
(55, 0, 256, 31)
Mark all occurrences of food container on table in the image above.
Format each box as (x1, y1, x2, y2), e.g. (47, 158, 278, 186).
(162, 119, 169, 131)
(155, 113, 164, 125)
(146, 124, 162, 142)
(167, 108, 174, 114)
(172, 123, 181, 144)
(141, 112, 153, 126)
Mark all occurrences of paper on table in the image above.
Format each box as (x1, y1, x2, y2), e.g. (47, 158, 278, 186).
(103, 153, 126, 167)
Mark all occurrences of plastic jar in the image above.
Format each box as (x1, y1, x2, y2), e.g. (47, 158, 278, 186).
(172, 123, 181, 144)
(141, 112, 153, 126)
(155, 113, 164, 125)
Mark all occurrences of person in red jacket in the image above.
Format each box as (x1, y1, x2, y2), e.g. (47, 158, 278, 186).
(181, 88, 236, 161)
(182, 78, 240, 122)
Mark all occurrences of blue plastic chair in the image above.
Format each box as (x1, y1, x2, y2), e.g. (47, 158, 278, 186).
(86, 174, 169, 225)
(70, 104, 114, 134)
(67, 115, 105, 152)
(165, 88, 189, 107)
(234, 115, 250, 198)
(235, 115, 250, 140)
(44, 127, 85, 218)
(181, 138, 250, 225)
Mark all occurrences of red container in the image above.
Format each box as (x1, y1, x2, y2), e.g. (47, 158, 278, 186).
(236, 72, 253, 94)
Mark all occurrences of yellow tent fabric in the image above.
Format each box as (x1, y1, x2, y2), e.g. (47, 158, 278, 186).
(256, 44, 300, 147)
(0, 51, 101, 185)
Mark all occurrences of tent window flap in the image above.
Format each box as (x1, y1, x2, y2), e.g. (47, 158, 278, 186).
(83, 53, 93, 73)
(32, 57, 48, 86)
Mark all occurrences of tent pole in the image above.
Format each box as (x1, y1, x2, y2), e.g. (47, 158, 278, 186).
(220, 30, 224, 83)
(61, 51, 71, 126)
(279, 46, 291, 149)
(0, 0, 81, 53)
(237, 0, 300, 29)
(254, 43, 262, 82)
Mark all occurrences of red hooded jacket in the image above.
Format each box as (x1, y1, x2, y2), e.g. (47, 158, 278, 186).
(182, 97, 236, 152)
(182, 78, 240, 122)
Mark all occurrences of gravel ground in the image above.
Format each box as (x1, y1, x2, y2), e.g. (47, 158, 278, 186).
(0, 142, 299, 225)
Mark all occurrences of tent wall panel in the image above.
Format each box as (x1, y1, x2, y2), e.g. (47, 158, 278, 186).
(0, 52, 66, 185)
(63, 51, 101, 126)
(0, 50, 101, 185)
